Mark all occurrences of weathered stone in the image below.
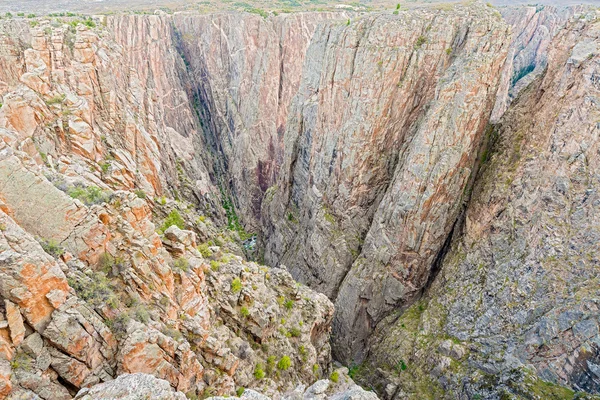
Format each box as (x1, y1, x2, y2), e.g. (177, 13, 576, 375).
(74, 373, 187, 400)
(4, 301, 24, 346)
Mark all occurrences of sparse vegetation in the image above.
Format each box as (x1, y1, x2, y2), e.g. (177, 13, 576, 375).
(414, 35, 427, 50)
(39, 238, 65, 257)
(69, 270, 119, 310)
(330, 370, 339, 383)
(134, 189, 147, 199)
(45, 94, 66, 106)
(160, 209, 185, 232)
(10, 352, 32, 371)
(277, 355, 291, 370)
(197, 243, 212, 258)
(254, 364, 266, 379)
(240, 306, 250, 318)
(173, 257, 190, 272)
(210, 260, 221, 272)
(68, 184, 109, 206)
(284, 299, 294, 310)
(266, 355, 276, 374)
(231, 277, 242, 293)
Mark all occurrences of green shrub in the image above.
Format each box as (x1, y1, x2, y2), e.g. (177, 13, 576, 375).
(284, 299, 294, 310)
(39, 238, 64, 257)
(69, 270, 119, 310)
(240, 306, 250, 318)
(277, 356, 291, 370)
(210, 260, 221, 272)
(289, 327, 301, 337)
(133, 304, 150, 323)
(253, 364, 265, 379)
(106, 312, 130, 339)
(173, 257, 190, 272)
(161, 326, 183, 341)
(5, 13, 12, 18)
(98, 252, 115, 273)
(83, 18, 96, 28)
(161, 209, 185, 232)
(134, 189, 147, 199)
(236, 387, 245, 397)
(266, 356, 276, 374)
(27, 13, 36, 18)
(45, 94, 66, 105)
(197, 243, 212, 258)
(414, 35, 427, 49)
(231, 277, 242, 293)
(330, 370, 339, 383)
(68, 185, 109, 206)
(313, 364, 319, 375)
(10, 352, 32, 371)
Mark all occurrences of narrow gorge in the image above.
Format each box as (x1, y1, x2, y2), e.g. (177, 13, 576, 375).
(0, 2, 599, 399)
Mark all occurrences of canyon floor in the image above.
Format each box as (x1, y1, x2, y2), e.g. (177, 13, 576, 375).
(0, 1, 599, 400)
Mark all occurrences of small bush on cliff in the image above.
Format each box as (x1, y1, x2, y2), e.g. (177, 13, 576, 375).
(210, 260, 221, 272)
(266, 356, 276, 374)
(277, 356, 291, 371)
(231, 277, 242, 293)
(173, 257, 190, 272)
(160, 209, 185, 232)
(330, 370, 339, 383)
(98, 252, 115, 274)
(39, 238, 64, 258)
(289, 327, 301, 337)
(134, 189, 147, 199)
(197, 243, 212, 258)
(10, 352, 32, 371)
(68, 184, 109, 206)
(414, 35, 427, 50)
(236, 387, 245, 397)
(254, 364, 265, 379)
(240, 306, 250, 318)
(284, 299, 294, 311)
(76, 271, 119, 309)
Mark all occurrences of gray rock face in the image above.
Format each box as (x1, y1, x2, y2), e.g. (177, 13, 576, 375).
(74, 373, 187, 399)
(490, 5, 583, 121)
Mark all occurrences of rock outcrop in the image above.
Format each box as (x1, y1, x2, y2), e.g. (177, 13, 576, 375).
(0, 15, 336, 399)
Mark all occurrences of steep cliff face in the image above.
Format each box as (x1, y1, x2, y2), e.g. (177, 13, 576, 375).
(261, 4, 510, 362)
(167, 12, 348, 230)
(0, 3, 599, 400)
(359, 7, 600, 399)
(491, 4, 584, 121)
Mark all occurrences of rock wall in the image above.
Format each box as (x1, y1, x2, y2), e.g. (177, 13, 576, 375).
(360, 7, 600, 399)
(261, 3, 510, 362)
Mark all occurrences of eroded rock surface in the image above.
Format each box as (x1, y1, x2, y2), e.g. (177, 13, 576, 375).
(0, 3, 599, 400)
(357, 7, 600, 399)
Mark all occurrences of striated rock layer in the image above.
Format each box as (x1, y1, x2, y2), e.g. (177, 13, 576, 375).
(0, 3, 599, 400)
(359, 6, 600, 399)
(262, 4, 510, 362)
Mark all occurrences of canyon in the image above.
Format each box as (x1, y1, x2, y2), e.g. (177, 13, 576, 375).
(0, 1, 599, 399)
